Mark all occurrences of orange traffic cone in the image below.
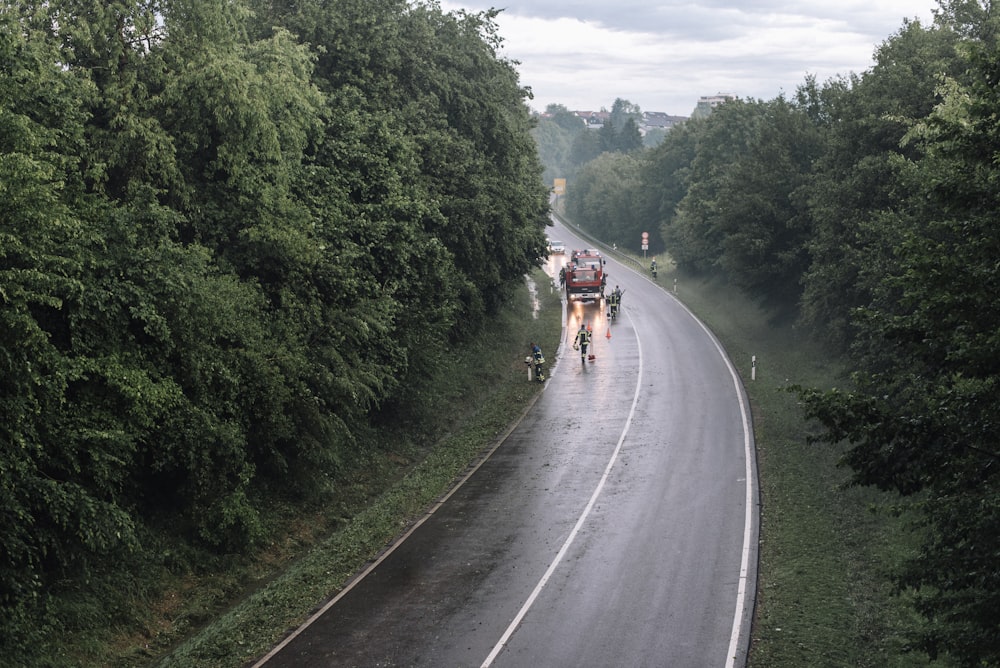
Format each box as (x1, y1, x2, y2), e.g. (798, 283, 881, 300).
(606, 327, 611, 340)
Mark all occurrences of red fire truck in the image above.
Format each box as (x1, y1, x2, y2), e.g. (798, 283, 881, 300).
(564, 249, 606, 303)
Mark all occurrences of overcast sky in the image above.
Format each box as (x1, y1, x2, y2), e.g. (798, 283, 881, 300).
(437, 0, 941, 116)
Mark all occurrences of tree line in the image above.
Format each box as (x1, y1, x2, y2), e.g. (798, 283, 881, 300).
(532, 98, 648, 193)
(559, 1, 999, 664)
(0, 0, 549, 660)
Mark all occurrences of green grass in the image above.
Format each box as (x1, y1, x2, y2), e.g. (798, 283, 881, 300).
(69, 236, 947, 667)
(552, 207, 944, 665)
(659, 270, 947, 668)
(119, 270, 566, 668)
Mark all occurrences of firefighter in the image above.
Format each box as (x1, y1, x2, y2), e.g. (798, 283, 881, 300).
(573, 322, 591, 361)
(529, 342, 545, 382)
(650, 258, 658, 279)
(607, 286, 621, 319)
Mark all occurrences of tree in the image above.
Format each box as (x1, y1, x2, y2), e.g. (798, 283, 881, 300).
(545, 103, 586, 134)
(565, 151, 643, 245)
(597, 118, 617, 153)
(568, 127, 603, 167)
(617, 117, 643, 153)
(801, 5, 1000, 663)
(393, 4, 551, 321)
(667, 97, 820, 313)
(642, 126, 668, 148)
(642, 117, 703, 257)
(609, 97, 642, 131)
(0, 5, 142, 655)
(713, 97, 820, 311)
(1, 0, 552, 660)
(798, 19, 962, 348)
(532, 104, 586, 185)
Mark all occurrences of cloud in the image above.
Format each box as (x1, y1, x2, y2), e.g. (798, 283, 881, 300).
(437, 0, 938, 114)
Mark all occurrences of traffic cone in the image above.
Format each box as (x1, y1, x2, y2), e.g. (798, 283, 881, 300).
(606, 327, 611, 340)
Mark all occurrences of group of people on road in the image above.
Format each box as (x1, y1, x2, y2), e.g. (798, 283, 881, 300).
(607, 284, 623, 319)
(530, 320, 594, 377)
(531, 281, 623, 376)
(540, 247, 660, 374)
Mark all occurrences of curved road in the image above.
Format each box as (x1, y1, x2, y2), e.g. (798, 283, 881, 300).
(253, 220, 759, 667)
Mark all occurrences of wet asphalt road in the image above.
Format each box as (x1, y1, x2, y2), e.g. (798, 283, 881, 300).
(253, 221, 758, 668)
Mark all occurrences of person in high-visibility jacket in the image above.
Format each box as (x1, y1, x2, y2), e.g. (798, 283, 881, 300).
(573, 323, 591, 361)
(530, 342, 545, 382)
(607, 286, 622, 318)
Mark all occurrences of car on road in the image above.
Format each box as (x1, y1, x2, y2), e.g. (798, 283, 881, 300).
(548, 239, 566, 254)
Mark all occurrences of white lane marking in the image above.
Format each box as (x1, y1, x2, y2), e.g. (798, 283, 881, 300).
(480, 308, 645, 667)
(255, 274, 568, 667)
(549, 225, 756, 666)
(252, 368, 548, 668)
(668, 299, 755, 667)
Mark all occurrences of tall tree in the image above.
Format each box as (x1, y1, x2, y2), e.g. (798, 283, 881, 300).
(668, 96, 820, 311)
(643, 117, 703, 256)
(544, 103, 586, 134)
(802, 4, 1000, 663)
(1, 0, 553, 661)
(568, 127, 603, 167)
(0, 3, 143, 654)
(532, 104, 585, 184)
(798, 19, 962, 348)
(565, 151, 643, 246)
(713, 97, 820, 311)
(617, 117, 643, 153)
(609, 97, 642, 131)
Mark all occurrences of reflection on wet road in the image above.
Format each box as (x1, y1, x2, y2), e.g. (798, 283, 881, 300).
(254, 221, 758, 668)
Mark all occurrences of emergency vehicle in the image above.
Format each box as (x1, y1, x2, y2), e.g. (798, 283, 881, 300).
(564, 249, 606, 302)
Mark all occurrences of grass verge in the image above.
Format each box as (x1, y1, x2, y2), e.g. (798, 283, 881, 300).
(90, 269, 564, 668)
(98, 240, 944, 667)
(662, 270, 945, 668)
(554, 207, 942, 665)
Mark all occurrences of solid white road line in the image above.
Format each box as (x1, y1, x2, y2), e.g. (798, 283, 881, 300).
(480, 307, 645, 667)
(669, 297, 755, 668)
(546, 224, 756, 667)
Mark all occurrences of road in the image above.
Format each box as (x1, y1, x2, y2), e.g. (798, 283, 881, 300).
(253, 220, 759, 668)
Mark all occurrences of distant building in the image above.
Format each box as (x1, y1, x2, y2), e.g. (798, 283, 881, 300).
(692, 93, 736, 118)
(640, 111, 687, 133)
(533, 107, 691, 136)
(574, 110, 611, 128)
(568, 110, 688, 134)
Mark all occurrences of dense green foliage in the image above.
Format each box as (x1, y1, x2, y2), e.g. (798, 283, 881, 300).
(564, 151, 647, 250)
(154, 269, 562, 667)
(531, 98, 645, 188)
(530, 103, 585, 186)
(800, 5, 1000, 661)
(670, 96, 821, 312)
(554, 1, 1000, 663)
(0, 0, 549, 662)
